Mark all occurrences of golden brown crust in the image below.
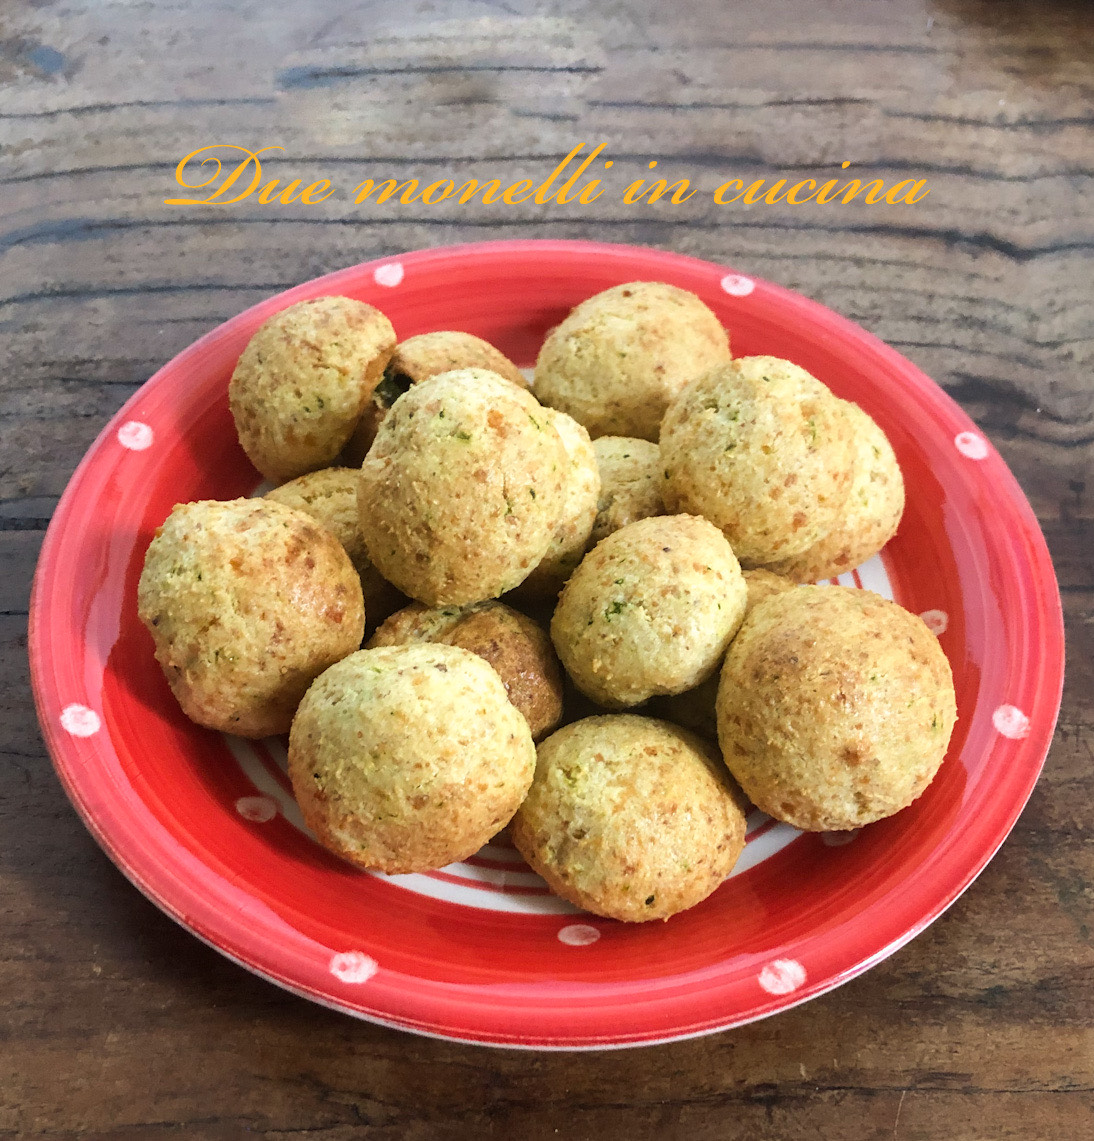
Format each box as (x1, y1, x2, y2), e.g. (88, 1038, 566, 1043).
(265, 467, 405, 628)
(288, 645, 536, 873)
(534, 282, 731, 441)
(358, 369, 568, 606)
(660, 356, 856, 564)
(445, 608, 565, 742)
(716, 586, 957, 830)
(229, 296, 396, 483)
(511, 715, 747, 921)
(367, 600, 564, 740)
(136, 498, 365, 737)
(550, 515, 748, 708)
(764, 403, 905, 582)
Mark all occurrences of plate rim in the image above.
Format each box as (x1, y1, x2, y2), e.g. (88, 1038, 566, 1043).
(29, 238, 1066, 1049)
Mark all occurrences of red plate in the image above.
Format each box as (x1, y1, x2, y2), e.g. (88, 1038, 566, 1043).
(29, 240, 1064, 1048)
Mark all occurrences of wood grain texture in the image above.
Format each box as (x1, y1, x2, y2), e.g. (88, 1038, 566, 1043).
(1, 0, 1091, 1137)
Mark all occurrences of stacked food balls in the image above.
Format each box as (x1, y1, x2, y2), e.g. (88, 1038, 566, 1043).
(659, 356, 904, 574)
(137, 279, 955, 923)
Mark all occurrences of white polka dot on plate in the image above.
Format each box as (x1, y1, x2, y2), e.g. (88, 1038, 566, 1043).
(992, 705, 1030, 740)
(235, 796, 277, 823)
(759, 958, 807, 995)
(329, 951, 379, 983)
(954, 431, 989, 460)
(821, 830, 860, 847)
(720, 273, 755, 297)
(373, 262, 404, 287)
(117, 421, 154, 451)
(60, 703, 101, 737)
(558, 924, 601, 946)
(919, 609, 949, 636)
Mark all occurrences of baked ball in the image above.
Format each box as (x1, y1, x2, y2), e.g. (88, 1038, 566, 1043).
(511, 715, 747, 922)
(511, 408, 600, 599)
(343, 331, 527, 463)
(137, 498, 365, 738)
(766, 403, 905, 582)
(229, 296, 396, 483)
(660, 356, 856, 565)
(649, 570, 796, 738)
(390, 330, 527, 389)
(358, 369, 568, 606)
(743, 568, 797, 611)
(264, 467, 404, 628)
(534, 282, 731, 441)
(288, 645, 536, 873)
(551, 515, 748, 708)
(589, 436, 665, 546)
(367, 600, 564, 740)
(716, 586, 957, 831)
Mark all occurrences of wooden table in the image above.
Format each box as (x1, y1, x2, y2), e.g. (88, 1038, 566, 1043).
(2, 1, 1091, 1137)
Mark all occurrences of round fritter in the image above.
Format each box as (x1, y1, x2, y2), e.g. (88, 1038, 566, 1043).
(511, 715, 747, 922)
(660, 356, 856, 565)
(391, 330, 527, 389)
(511, 408, 600, 599)
(533, 282, 732, 441)
(288, 644, 536, 874)
(716, 586, 957, 831)
(264, 467, 405, 628)
(742, 567, 797, 611)
(589, 436, 665, 546)
(367, 600, 564, 740)
(343, 331, 527, 463)
(229, 296, 396, 483)
(765, 403, 905, 582)
(649, 569, 796, 738)
(551, 515, 748, 708)
(358, 369, 568, 606)
(137, 498, 365, 738)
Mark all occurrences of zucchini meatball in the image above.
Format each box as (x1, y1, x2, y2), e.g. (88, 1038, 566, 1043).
(660, 356, 856, 565)
(344, 331, 527, 463)
(358, 369, 568, 606)
(716, 586, 957, 831)
(229, 296, 396, 483)
(137, 498, 365, 738)
(264, 467, 405, 629)
(765, 403, 905, 582)
(512, 715, 747, 922)
(288, 644, 536, 873)
(367, 600, 564, 740)
(741, 567, 798, 611)
(551, 515, 748, 708)
(589, 436, 665, 546)
(534, 282, 731, 441)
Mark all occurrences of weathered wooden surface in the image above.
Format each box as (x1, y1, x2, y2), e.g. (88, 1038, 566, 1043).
(1, 0, 1091, 1137)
